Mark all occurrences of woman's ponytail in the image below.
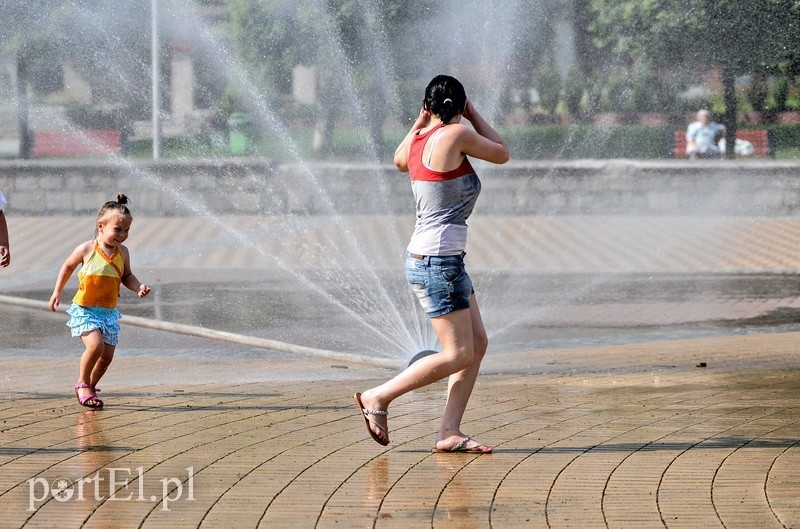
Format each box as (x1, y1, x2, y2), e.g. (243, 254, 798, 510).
(423, 75, 466, 124)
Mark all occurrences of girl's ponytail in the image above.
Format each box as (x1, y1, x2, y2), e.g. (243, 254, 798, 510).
(95, 193, 133, 236)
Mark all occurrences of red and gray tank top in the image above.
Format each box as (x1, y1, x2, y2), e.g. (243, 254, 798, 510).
(406, 124, 481, 256)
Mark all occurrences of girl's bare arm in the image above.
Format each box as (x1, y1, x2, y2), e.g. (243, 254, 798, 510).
(49, 242, 91, 311)
(120, 246, 150, 298)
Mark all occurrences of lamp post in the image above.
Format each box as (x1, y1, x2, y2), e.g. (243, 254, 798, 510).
(151, 0, 161, 160)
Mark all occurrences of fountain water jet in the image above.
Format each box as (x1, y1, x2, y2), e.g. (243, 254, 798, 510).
(117, 0, 536, 360)
(3, 0, 755, 366)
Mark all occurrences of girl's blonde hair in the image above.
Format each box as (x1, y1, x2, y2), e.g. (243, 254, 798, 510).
(95, 193, 132, 235)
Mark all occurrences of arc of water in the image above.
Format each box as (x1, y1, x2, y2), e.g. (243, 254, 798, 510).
(30, 0, 557, 357)
(54, 3, 431, 356)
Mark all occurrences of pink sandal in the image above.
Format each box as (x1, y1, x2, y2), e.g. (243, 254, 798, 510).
(74, 383, 103, 409)
(92, 386, 103, 406)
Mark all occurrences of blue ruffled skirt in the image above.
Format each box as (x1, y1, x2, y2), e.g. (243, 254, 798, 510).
(66, 303, 121, 346)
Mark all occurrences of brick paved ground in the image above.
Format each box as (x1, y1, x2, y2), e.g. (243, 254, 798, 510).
(1, 332, 799, 529)
(2, 216, 800, 528)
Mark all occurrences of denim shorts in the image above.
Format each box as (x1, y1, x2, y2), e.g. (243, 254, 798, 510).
(406, 252, 473, 318)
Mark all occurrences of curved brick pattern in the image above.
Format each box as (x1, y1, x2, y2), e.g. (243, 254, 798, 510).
(1, 339, 800, 528)
(3, 212, 800, 527)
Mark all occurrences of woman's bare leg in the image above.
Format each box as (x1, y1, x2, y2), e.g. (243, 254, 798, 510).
(435, 294, 491, 451)
(358, 307, 476, 444)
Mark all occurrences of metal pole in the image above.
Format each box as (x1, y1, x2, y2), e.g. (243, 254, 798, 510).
(16, 54, 31, 159)
(151, 0, 161, 160)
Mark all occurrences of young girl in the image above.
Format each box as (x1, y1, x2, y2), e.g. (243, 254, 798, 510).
(49, 193, 151, 408)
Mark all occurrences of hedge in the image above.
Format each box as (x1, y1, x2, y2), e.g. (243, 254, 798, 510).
(128, 123, 800, 161)
(499, 123, 800, 160)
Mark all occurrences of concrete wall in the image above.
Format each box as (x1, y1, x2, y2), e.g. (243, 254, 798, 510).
(1, 158, 799, 217)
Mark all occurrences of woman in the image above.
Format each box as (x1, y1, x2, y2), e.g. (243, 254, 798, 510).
(354, 75, 509, 453)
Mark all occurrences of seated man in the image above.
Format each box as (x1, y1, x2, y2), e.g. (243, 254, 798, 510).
(686, 109, 724, 159)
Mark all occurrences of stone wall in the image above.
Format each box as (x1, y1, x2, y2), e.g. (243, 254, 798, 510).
(1, 158, 799, 217)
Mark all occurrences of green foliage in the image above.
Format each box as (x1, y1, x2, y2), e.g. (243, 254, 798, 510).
(126, 122, 800, 160)
(585, 73, 604, 114)
(770, 76, 791, 112)
(606, 69, 633, 112)
(588, 0, 800, 76)
(764, 122, 800, 149)
(629, 66, 681, 113)
(788, 83, 800, 111)
(533, 64, 561, 117)
(503, 124, 673, 159)
(225, 0, 312, 109)
(748, 73, 770, 113)
(224, 0, 423, 100)
(223, 0, 428, 151)
(564, 67, 585, 117)
(587, 0, 800, 159)
(496, 123, 800, 160)
(0, 1, 70, 55)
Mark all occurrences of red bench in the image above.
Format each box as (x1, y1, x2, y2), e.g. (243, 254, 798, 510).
(31, 130, 124, 157)
(671, 129, 774, 158)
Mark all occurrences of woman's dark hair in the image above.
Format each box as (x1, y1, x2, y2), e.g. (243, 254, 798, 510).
(423, 74, 466, 124)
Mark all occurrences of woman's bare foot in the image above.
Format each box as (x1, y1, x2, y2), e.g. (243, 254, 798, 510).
(433, 434, 492, 453)
(354, 391, 389, 446)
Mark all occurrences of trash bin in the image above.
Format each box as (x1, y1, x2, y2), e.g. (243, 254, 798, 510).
(227, 112, 253, 155)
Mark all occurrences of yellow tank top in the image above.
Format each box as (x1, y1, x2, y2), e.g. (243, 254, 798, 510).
(73, 242, 125, 309)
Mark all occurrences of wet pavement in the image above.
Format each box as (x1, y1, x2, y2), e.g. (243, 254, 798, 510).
(2, 333, 800, 529)
(6, 214, 800, 356)
(2, 215, 800, 528)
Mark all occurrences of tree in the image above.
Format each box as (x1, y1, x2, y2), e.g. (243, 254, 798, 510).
(0, 0, 154, 158)
(588, 0, 800, 158)
(225, 0, 423, 154)
(0, 1, 69, 157)
(533, 63, 562, 119)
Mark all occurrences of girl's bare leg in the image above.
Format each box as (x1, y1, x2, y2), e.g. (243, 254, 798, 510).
(358, 306, 477, 444)
(89, 343, 115, 389)
(77, 330, 105, 402)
